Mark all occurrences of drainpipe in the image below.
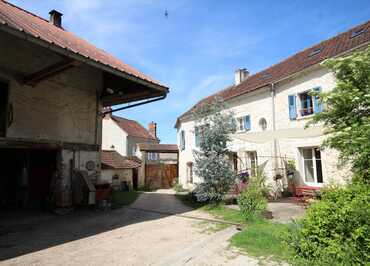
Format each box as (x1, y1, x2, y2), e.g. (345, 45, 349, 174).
(102, 95, 166, 115)
(270, 83, 278, 177)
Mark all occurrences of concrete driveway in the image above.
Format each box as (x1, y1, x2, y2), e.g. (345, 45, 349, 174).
(0, 190, 269, 266)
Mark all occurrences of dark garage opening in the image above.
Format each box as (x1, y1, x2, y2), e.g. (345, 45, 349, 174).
(0, 148, 57, 211)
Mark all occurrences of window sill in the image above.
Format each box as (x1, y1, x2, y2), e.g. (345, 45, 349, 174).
(296, 114, 314, 121)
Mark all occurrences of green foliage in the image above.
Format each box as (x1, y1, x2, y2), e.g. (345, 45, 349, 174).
(309, 47, 370, 182)
(202, 204, 245, 224)
(192, 97, 237, 202)
(173, 182, 186, 193)
(237, 175, 268, 220)
(287, 183, 370, 265)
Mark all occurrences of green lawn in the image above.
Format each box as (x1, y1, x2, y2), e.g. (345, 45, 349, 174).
(230, 218, 294, 262)
(111, 191, 141, 206)
(176, 192, 295, 263)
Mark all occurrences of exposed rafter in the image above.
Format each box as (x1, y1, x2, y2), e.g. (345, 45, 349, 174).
(23, 58, 79, 86)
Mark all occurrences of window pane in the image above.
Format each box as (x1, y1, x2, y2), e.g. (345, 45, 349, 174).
(315, 148, 323, 183)
(304, 159, 315, 182)
(302, 149, 312, 159)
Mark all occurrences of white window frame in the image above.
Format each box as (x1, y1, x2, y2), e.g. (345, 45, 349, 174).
(237, 117, 244, 131)
(296, 89, 315, 117)
(236, 115, 251, 132)
(300, 147, 324, 186)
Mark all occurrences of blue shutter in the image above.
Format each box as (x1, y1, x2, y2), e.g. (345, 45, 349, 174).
(195, 127, 200, 147)
(288, 95, 297, 120)
(244, 115, 251, 130)
(313, 87, 323, 113)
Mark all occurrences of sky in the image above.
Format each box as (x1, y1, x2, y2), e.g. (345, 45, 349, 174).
(9, 0, 370, 143)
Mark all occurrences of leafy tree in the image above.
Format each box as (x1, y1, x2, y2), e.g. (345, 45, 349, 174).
(309, 47, 370, 182)
(192, 97, 237, 202)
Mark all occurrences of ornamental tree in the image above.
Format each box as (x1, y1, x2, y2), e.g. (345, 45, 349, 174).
(309, 47, 370, 182)
(192, 97, 237, 202)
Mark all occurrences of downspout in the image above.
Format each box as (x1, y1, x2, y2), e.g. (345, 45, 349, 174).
(270, 83, 278, 177)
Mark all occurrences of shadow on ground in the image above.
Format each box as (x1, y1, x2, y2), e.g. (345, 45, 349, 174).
(0, 192, 192, 261)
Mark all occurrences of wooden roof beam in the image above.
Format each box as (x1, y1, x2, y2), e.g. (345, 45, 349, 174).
(23, 58, 79, 86)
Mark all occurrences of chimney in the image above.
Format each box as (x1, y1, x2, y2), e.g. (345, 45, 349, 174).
(102, 107, 112, 119)
(148, 121, 157, 139)
(234, 68, 249, 85)
(49, 10, 63, 28)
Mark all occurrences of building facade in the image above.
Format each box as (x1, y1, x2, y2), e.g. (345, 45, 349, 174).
(0, 1, 168, 209)
(176, 21, 369, 190)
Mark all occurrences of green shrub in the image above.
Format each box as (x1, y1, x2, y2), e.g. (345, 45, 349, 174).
(237, 177, 267, 220)
(173, 182, 186, 193)
(288, 183, 370, 265)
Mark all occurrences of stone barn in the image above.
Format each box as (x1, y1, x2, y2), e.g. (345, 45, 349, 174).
(0, 1, 168, 211)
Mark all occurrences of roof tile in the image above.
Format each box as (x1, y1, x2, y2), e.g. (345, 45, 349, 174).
(0, 0, 166, 88)
(101, 150, 141, 169)
(178, 20, 370, 122)
(112, 115, 158, 140)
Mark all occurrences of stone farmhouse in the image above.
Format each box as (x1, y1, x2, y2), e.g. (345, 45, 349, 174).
(102, 116, 178, 189)
(0, 1, 168, 209)
(176, 20, 369, 190)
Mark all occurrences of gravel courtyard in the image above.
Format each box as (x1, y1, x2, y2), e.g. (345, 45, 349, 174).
(0, 190, 267, 266)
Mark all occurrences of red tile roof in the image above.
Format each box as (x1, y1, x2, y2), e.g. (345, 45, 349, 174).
(177, 20, 370, 124)
(138, 143, 178, 153)
(0, 0, 167, 90)
(101, 150, 141, 169)
(111, 115, 158, 140)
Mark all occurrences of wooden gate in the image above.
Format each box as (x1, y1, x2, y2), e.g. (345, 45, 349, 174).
(145, 164, 178, 189)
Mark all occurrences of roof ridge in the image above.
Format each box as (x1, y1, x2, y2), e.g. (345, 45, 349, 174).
(176, 19, 370, 123)
(112, 115, 136, 123)
(243, 19, 370, 81)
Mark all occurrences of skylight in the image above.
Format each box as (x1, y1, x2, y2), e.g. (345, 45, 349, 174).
(350, 28, 366, 39)
(261, 72, 272, 80)
(308, 47, 322, 57)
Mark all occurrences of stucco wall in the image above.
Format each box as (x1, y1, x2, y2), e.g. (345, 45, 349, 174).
(0, 32, 102, 145)
(177, 65, 350, 189)
(0, 31, 104, 205)
(102, 117, 127, 155)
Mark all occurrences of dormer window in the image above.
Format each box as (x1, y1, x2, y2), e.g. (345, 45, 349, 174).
(308, 47, 322, 57)
(350, 28, 366, 39)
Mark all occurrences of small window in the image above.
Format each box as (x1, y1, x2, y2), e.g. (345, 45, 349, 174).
(147, 152, 158, 161)
(259, 118, 267, 131)
(261, 72, 272, 80)
(301, 147, 323, 184)
(237, 117, 243, 131)
(195, 124, 209, 147)
(299, 91, 314, 116)
(308, 47, 322, 57)
(236, 115, 251, 131)
(350, 28, 366, 39)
